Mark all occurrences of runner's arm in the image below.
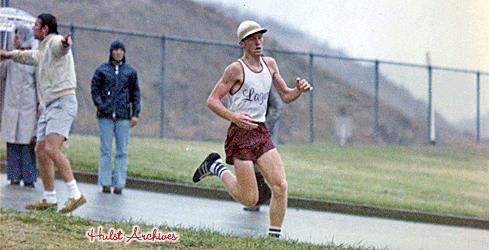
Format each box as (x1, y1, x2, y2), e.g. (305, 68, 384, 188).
(264, 57, 312, 103)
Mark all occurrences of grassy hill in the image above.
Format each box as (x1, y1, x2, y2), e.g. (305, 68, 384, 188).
(5, 0, 473, 145)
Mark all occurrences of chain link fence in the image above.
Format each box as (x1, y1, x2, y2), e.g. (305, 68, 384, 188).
(3, 23, 486, 146)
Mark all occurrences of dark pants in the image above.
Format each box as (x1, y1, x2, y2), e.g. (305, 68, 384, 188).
(6, 142, 37, 184)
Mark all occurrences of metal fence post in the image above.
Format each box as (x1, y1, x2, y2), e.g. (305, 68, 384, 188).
(476, 71, 481, 144)
(374, 60, 379, 144)
(309, 53, 314, 144)
(70, 23, 75, 58)
(160, 35, 166, 139)
(428, 65, 435, 145)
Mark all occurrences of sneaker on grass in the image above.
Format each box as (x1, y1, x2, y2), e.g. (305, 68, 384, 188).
(60, 195, 86, 214)
(25, 199, 58, 211)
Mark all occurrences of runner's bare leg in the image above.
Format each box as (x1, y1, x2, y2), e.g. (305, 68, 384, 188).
(256, 149, 287, 228)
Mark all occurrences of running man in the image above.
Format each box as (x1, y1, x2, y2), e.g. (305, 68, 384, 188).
(193, 20, 312, 238)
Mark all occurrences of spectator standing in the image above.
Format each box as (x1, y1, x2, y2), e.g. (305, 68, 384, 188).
(91, 38, 140, 195)
(0, 25, 39, 187)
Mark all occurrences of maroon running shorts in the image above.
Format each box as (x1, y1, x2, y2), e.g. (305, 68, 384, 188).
(224, 122, 275, 165)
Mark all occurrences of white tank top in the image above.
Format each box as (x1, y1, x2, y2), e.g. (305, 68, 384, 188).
(228, 58, 272, 123)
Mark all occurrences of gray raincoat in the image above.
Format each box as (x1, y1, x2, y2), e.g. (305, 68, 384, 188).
(0, 25, 38, 144)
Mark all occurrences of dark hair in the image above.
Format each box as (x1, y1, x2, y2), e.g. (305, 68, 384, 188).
(37, 13, 58, 35)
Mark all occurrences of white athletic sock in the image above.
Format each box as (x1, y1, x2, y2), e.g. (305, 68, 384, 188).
(66, 180, 82, 199)
(268, 226, 281, 238)
(43, 190, 57, 204)
(210, 159, 229, 179)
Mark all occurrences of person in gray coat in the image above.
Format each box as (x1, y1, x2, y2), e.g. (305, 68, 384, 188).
(0, 25, 39, 187)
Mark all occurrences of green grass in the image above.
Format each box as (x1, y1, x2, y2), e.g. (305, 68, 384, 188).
(2, 207, 374, 249)
(282, 144, 489, 218)
(1, 136, 486, 249)
(1, 134, 488, 219)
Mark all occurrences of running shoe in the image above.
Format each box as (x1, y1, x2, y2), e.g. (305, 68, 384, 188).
(192, 152, 221, 183)
(243, 205, 260, 212)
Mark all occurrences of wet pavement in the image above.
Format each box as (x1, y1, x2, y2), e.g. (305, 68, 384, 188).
(1, 173, 488, 250)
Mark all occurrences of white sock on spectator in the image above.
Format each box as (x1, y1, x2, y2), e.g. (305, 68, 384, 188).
(66, 180, 82, 199)
(43, 190, 57, 204)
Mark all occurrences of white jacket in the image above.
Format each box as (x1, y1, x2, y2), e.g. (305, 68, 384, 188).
(10, 34, 76, 106)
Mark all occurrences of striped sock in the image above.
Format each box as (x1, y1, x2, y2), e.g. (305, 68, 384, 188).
(210, 159, 229, 179)
(268, 226, 281, 238)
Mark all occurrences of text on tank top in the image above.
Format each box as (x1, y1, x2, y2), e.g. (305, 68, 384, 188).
(228, 58, 272, 123)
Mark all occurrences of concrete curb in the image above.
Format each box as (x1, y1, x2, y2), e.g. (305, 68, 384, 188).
(2, 163, 488, 230)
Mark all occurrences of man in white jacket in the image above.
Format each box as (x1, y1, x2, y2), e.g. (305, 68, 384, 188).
(0, 13, 85, 213)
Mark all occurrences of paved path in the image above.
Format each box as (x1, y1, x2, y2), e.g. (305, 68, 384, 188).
(1, 173, 488, 250)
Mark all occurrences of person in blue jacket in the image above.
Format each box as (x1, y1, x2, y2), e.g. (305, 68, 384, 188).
(91, 38, 140, 195)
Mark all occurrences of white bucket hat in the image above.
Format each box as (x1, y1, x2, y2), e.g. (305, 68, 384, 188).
(237, 20, 267, 41)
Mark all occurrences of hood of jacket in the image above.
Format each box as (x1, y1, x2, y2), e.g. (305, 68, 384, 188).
(109, 38, 126, 63)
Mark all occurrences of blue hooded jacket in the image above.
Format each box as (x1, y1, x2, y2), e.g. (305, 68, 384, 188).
(91, 39, 140, 120)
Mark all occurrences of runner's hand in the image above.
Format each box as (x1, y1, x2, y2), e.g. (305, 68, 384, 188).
(233, 113, 258, 130)
(296, 78, 313, 92)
